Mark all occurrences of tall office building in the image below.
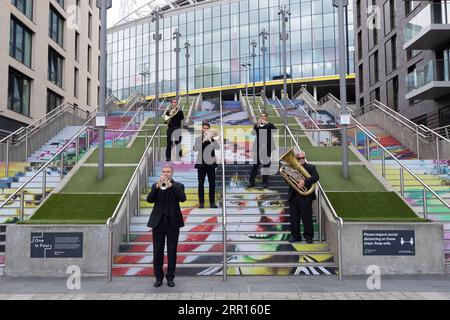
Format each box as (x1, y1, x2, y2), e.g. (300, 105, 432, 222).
(355, 0, 450, 128)
(107, 0, 356, 100)
(0, 0, 101, 132)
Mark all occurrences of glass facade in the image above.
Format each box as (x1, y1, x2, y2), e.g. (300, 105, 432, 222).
(107, 0, 355, 100)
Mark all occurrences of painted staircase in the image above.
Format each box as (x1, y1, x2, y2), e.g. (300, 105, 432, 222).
(0, 224, 5, 277)
(112, 101, 337, 277)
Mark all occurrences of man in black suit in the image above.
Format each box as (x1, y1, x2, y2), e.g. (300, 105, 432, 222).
(194, 122, 219, 209)
(249, 112, 277, 189)
(288, 151, 320, 244)
(147, 165, 187, 288)
(165, 99, 185, 162)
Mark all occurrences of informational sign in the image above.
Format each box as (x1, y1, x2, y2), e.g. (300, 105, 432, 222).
(31, 233, 83, 259)
(95, 114, 107, 128)
(362, 230, 415, 256)
(340, 114, 351, 125)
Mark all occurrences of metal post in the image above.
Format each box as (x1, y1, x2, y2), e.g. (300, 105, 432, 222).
(423, 188, 428, 220)
(337, 226, 343, 281)
(260, 28, 268, 108)
(318, 192, 323, 243)
(75, 137, 80, 163)
(25, 129, 29, 160)
(173, 29, 181, 101)
(145, 158, 149, 194)
(126, 190, 131, 243)
(416, 127, 420, 160)
(250, 40, 257, 106)
(42, 171, 47, 200)
(60, 152, 64, 180)
(184, 41, 191, 98)
(400, 167, 405, 198)
(382, 150, 386, 178)
(96, 0, 111, 181)
(436, 137, 440, 174)
(152, 7, 162, 127)
(5, 138, 10, 177)
(333, 0, 349, 179)
(20, 189, 25, 221)
(107, 222, 113, 282)
(279, 5, 291, 150)
(87, 129, 90, 150)
(137, 170, 141, 217)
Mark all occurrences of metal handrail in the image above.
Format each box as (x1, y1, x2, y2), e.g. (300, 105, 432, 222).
(353, 119, 450, 218)
(285, 125, 344, 281)
(0, 115, 96, 220)
(114, 105, 148, 145)
(0, 102, 89, 145)
(120, 94, 143, 119)
(219, 91, 228, 281)
(106, 125, 161, 282)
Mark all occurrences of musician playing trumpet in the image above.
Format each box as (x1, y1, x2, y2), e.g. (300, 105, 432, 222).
(194, 122, 219, 209)
(249, 112, 277, 189)
(288, 151, 319, 244)
(165, 99, 185, 162)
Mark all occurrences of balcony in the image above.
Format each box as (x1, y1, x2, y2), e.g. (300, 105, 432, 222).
(406, 59, 450, 100)
(404, 2, 450, 50)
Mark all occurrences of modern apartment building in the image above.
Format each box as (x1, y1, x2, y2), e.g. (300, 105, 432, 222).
(355, 0, 450, 128)
(0, 0, 101, 132)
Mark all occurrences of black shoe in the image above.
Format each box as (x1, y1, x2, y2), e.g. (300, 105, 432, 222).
(248, 184, 255, 189)
(166, 159, 171, 162)
(167, 280, 175, 288)
(289, 238, 302, 243)
(199, 203, 205, 209)
(263, 185, 269, 189)
(210, 203, 218, 209)
(154, 280, 163, 288)
(306, 239, 314, 244)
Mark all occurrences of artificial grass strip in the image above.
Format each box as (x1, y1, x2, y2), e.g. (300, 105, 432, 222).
(317, 165, 386, 192)
(27, 194, 122, 223)
(301, 144, 361, 162)
(86, 137, 147, 164)
(61, 167, 135, 193)
(326, 192, 427, 222)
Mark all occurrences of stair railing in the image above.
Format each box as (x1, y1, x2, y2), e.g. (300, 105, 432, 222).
(219, 91, 228, 282)
(106, 126, 161, 282)
(1, 102, 92, 178)
(120, 90, 143, 119)
(0, 114, 97, 221)
(114, 103, 149, 147)
(285, 125, 344, 281)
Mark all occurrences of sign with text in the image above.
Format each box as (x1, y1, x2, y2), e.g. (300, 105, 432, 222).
(31, 233, 83, 259)
(362, 230, 415, 256)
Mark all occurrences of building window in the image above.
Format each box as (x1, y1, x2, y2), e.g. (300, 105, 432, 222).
(405, 0, 419, 17)
(55, 0, 64, 9)
(87, 45, 92, 73)
(74, 67, 79, 98)
(47, 89, 63, 113)
(356, 0, 362, 27)
(75, 32, 80, 62)
(384, 0, 396, 35)
(411, 114, 428, 126)
(357, 31, 363, 60)
(49, 5, 64, 47)
(369, 51, 379, 86)
(7, 67, 31, 117)
(386, 76, 399, 111)
(88, 12, 93, 40)
(48, 47, 64, 87)
(385, 35, 397, 75)
(9, 16, 32, 68)
(87, 78, 91, 106)
(11, 0, 33, 20)
(370, 87, 380, 101)
(358, 64, 364, 93)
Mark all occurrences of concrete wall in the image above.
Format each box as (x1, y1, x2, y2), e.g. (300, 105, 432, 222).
(340, 222, 445, 275)
(5, 225, 109, 278)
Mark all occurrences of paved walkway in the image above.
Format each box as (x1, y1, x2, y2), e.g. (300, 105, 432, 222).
(0, 276, 450, 300)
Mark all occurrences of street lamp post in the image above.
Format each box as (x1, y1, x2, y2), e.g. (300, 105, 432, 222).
(184, 40, 191, 98)
(279, 5, 291, 150)
(333, 0, 350, 179)
(241, 62, 251, 98)
(173, 29, 182, 101)
(250, 40, 257, 106)
(259, 28, 268, 108)
(139, 63, 150, 98)
(151, 7, 162, 127)
(96, 0, 112, 181)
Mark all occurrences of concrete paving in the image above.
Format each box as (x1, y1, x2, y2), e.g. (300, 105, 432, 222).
(0, 275, 450, 300)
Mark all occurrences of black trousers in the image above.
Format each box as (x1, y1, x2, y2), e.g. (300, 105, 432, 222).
(166, 127, 182, 161)
(289, 197, 314, 241)
(249, 164, 269, 186)
(198, 166, 216, 205)
(152, 216, 180, 281)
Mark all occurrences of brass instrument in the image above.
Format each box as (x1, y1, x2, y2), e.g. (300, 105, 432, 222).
(158, 177, 171, 190)
(203, 129, 220, 143)
(257, 119, 269, 128)
(279, 147, 316, 197)
(163, 105, 180, 124)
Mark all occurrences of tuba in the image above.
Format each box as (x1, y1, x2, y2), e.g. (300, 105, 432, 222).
(279, 147, 316, 197)
(163, 105, 180, 124)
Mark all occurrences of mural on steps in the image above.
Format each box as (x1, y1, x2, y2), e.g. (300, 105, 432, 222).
(113, 108, 337, 277)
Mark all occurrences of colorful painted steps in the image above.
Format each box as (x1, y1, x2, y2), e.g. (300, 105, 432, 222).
(0, 224, 5, 277)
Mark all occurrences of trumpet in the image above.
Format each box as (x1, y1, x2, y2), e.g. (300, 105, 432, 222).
(158, 176, 172, 190)
(257, 119, 269, 128)
(203, 129, 220, 143)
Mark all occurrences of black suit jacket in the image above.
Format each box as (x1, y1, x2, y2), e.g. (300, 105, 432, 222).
(146, 181, 187, 229)
(288, 163, 320, 202)
(193, 136, 220, 169)
(252, 123, 277, 166)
